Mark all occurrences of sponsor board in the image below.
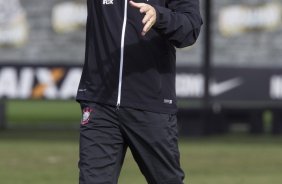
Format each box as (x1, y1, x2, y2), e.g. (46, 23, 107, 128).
(270, 75, 282, 99)
(176, 67, 282, 102)
(0, 65, 81, 99)
(0, 65, 282, 104)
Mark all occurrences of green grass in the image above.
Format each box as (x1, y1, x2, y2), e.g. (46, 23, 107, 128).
(6, 100, 81, 128)
(1, 130, 282, 184)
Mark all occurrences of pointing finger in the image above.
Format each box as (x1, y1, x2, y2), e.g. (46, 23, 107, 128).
(129, 1, 145, 9)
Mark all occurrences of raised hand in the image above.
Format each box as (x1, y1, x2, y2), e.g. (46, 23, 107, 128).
(129, 1, 157, 36)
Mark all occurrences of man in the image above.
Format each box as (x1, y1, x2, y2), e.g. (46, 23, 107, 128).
(76, 0, 202, 183)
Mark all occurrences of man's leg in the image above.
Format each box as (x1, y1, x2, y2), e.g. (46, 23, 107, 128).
(79, 102, 127, 184)
(119, 107, 185, 184)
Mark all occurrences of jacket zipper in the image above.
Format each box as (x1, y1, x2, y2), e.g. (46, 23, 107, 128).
(116, 0, 128, 109)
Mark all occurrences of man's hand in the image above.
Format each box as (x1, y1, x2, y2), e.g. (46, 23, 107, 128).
(129, 1, 157, 36)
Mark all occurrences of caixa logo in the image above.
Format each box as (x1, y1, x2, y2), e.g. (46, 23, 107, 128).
(0, 66, 82, 99)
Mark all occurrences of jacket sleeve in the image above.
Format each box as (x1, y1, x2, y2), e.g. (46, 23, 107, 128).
(152, 0, 203, 48)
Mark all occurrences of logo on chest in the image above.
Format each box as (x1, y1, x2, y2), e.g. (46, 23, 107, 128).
(103, 0, 114, 5)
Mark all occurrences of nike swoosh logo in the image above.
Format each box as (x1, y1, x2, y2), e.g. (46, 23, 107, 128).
(210, 78, 243, 96)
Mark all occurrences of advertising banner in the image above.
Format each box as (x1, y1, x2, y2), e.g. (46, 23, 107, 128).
(176, 66, 282, 103)
(0, 64, 282, 107)
(0, 64, 81, 99)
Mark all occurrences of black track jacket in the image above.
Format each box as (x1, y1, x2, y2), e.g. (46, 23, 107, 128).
(76, 0, 202, 114)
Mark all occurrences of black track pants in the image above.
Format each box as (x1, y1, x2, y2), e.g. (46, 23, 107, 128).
(79, 101, 185, 184)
